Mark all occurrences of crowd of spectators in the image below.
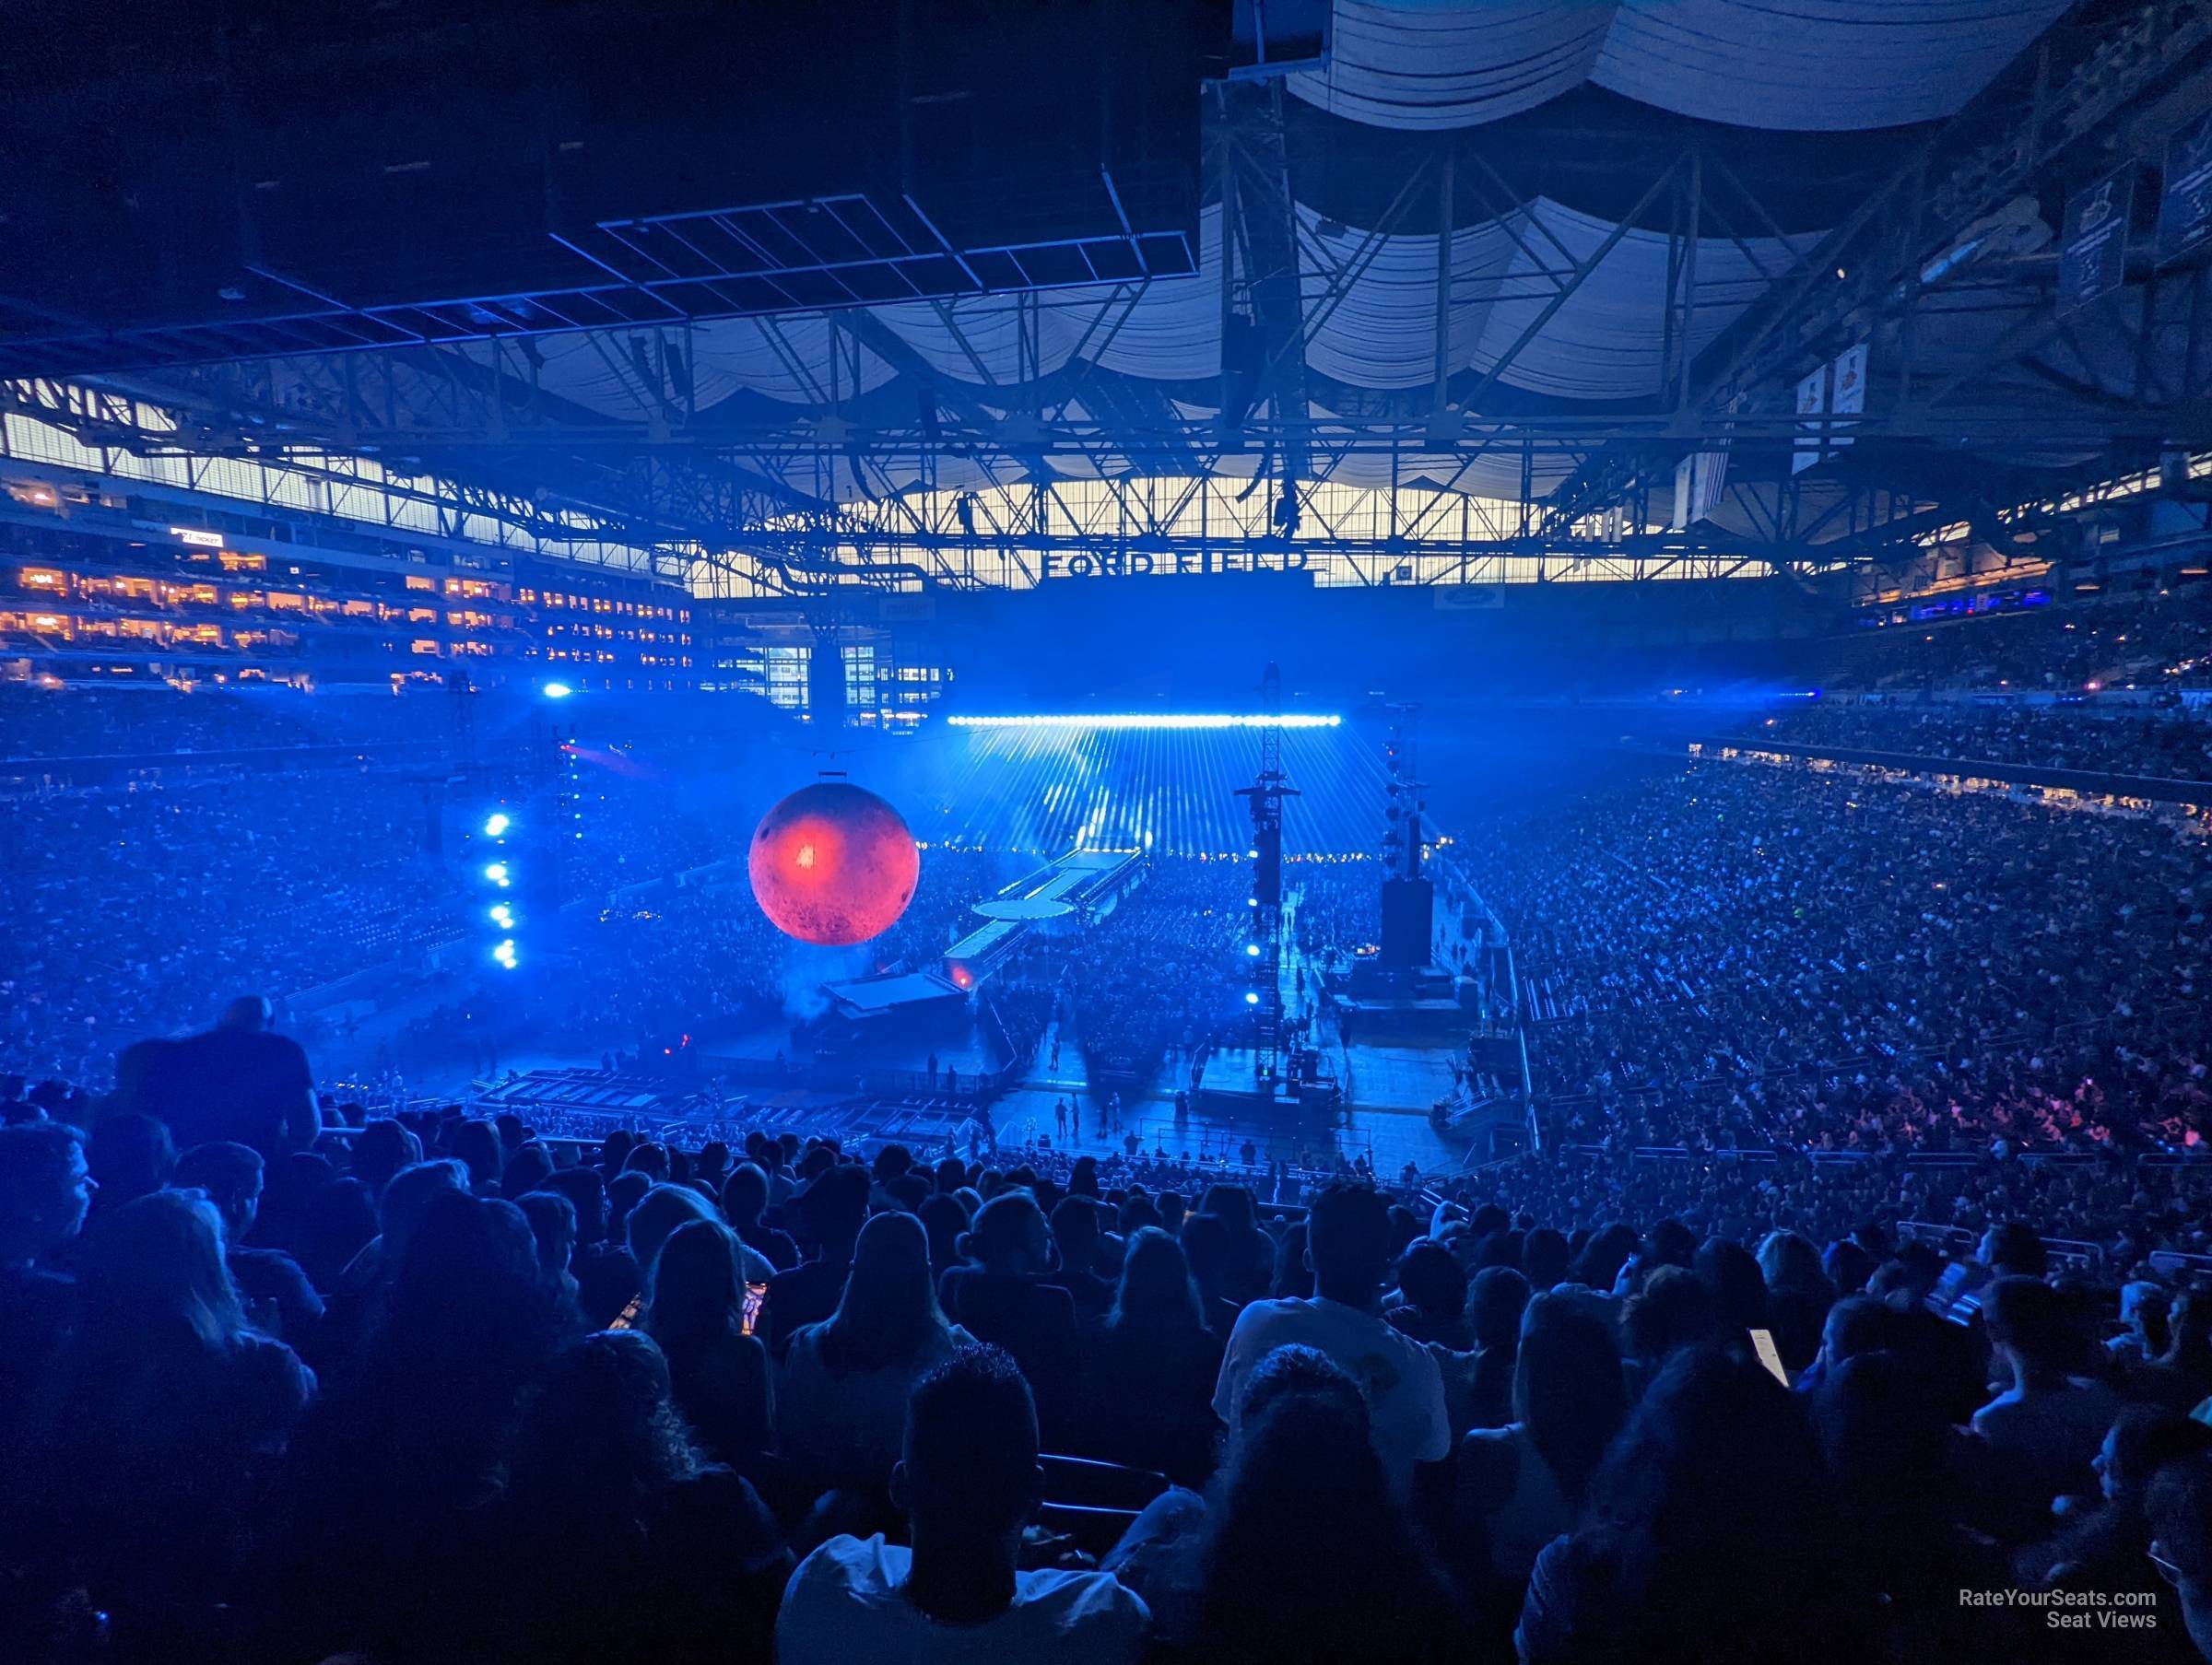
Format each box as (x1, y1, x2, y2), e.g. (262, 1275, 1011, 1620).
(0, 682, 449, 766)
(14, 613, 2212, 1659)
(1062, 862, 1253, 1088)
(1288, 857, 1388, 962)
(0, 682, 1013, 1093)
(1818, 580, 2212, 693)
(8, 1068, 2212, 1663)
(1468, 756, 2209, 1155)
(0, 776, 454, 1088)
(1728, 700, 2212, 781)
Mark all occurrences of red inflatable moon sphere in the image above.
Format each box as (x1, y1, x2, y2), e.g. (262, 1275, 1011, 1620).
(747, 780, 920, 945)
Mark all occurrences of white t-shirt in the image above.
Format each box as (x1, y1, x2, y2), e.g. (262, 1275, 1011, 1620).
(777, 1533, 1149, 1665)
(1212, 1296, 1451, 1495)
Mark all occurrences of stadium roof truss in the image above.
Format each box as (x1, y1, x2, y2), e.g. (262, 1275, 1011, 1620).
(6, 1, 2212, 595)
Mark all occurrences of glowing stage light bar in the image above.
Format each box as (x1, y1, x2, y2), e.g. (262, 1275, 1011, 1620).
(946, 713, 1341, 731)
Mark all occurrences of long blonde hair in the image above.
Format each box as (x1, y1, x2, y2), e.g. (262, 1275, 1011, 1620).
(82, 1188, 246, 1350)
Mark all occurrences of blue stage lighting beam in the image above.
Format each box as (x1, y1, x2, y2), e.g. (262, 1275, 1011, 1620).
(945, 713, 1341, 731)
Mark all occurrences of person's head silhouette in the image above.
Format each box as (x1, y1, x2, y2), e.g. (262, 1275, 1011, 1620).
(890, 1343, 1043, 1624)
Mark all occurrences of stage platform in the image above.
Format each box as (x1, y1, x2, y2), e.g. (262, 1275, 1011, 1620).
(1335, 1043, 1462, 1115)
(823, 968, 967, 1020)
(945, 847, 1143, 986)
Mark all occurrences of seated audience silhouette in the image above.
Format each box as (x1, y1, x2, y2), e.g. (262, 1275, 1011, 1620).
(1084, 1225, 1225, 1487)
(643, 1215, 774, 1473)
(15, 1189, 312, 1651)
(776, 1343, 1148, 1663)
(1518, 1346, 1869, 1665)
(937, 1189, 1083, 1436)
(173, 1139, 324, 1348)
(782, 1209, 972, 1499)
(1213, 1179, 1449, 1500)
(1164, 1346, 1474, 1665)
(1972, 1273, 2124, 1524)
(477, 1329, 790, 1664)
(0, 1121, 94, 1420)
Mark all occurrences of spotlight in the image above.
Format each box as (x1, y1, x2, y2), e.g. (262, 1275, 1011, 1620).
(542, 681, 574, 700)
(488, 904, 514, 928)
(483, 862, 511, 886)
(1244, 991, 1261, 1006)
(492, 938, 518, 968)
(483, 812, 511, 838)
(1245, 943, 1261, 957)
(1246, 897, 1259, 908)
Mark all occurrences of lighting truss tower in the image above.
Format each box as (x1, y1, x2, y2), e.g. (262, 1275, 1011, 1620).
(447, 666, 478, 775)
(524, 699, 577, 912)
(1235, 662, 1298, 1086)
(1379, 704, 1433, 968)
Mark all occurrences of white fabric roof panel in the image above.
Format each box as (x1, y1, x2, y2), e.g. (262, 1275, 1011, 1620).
(1591, 0, 2076, 133)
(532, 316, 899, 415)
(1299, 204, 1520, 391)
(1082, 205, 1227, 382)
(1468, 199, 1809, 401)
(1287, 1, 1611, 132)
(866, 206, 1228, 387)
(1293, 195, 1808, 403)
(522, 198, 1808, 436)
(1287, 0, 2070, 133)
(869, 294, 1084, 386)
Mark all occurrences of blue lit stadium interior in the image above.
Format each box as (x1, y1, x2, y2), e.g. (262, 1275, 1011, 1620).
(6, 5, 2212, 1660)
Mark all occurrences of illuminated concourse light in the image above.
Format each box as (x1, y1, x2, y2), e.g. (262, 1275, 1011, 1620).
(483, 862, 511, 886)
(483, 812, 511, 838)
(945, 713, 1342, 731)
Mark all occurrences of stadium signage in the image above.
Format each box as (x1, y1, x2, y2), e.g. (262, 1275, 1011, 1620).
(1041, 549, 1311, 580)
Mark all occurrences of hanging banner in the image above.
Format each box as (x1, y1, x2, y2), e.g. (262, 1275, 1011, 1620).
(1827, 341, 1868, 452)
(1792, 364, 1828, 475)
(2058, 168, 2135, 314)
(2159, 111, 2212, 264)
(1691, 448, 1728, 523)
(1669, 451, 1730, 530)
